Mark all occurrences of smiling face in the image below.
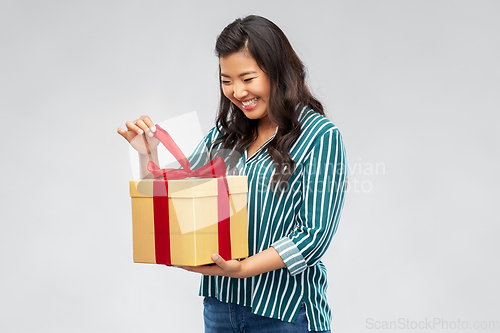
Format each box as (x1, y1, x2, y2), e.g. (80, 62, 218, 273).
(220, 51, 271, 122)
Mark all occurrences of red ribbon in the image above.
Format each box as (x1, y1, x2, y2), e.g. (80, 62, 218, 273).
(148, 125, 232, 265)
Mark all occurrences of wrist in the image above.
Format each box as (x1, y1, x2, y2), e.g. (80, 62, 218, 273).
(138, 147, 158, 155)
(237, 259, 251, 279)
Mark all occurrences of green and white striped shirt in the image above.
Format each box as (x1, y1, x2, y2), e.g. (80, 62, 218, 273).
(187, 106, 347, 331)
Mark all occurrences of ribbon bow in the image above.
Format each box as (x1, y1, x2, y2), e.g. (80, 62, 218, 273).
(146, 124, 227, 180)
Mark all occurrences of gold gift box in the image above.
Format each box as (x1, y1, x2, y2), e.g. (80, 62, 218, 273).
(130, 176, 248, 266)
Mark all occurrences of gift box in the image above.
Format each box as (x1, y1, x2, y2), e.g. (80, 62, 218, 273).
(128, 125, 248, 266)
(130, 176, 248, 266)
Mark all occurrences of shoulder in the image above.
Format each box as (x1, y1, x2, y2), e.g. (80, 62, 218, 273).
(206, 125, 222, 142)
(289, 105, 345, 164)
(296, 105, 342, 146)
(200, 125, 224, 147)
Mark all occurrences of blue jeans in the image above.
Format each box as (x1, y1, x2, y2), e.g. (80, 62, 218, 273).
(203, 296, 331, 333)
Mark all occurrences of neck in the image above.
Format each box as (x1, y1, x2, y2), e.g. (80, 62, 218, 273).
(258, 115, 277, 134)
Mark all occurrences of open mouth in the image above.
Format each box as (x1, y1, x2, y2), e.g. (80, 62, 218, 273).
(241, 97, 258, 110)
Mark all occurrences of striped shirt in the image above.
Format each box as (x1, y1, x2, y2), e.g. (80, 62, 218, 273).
(186, 105, 347, 331)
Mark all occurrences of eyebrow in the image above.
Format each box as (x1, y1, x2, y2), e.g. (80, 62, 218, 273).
(220, 71, 258, 78)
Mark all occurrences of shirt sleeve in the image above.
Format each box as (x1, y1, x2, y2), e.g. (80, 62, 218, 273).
(271, 127, 347, 276)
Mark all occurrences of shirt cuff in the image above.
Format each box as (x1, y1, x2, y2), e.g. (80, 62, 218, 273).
(271, 237, 307, 276)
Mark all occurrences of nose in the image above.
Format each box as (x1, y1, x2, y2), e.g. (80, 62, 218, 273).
(233, 82, 248, 100)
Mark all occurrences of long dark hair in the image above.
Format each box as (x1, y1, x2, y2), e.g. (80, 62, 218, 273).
(213, 15, 324, 190)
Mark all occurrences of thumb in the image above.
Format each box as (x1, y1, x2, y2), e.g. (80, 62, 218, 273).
(212, 253, 225, 268)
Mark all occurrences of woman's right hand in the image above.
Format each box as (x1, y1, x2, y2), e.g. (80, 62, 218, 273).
(117, 115, 160, 154)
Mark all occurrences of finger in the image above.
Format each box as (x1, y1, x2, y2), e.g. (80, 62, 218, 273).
(136, 119, 155, 138)
(117, 127, 135, 142)
(126, 121, 144, 135)
(140, 115, 156, 133)
(211, 253, 226, 269)
(117, 127, 126, 137)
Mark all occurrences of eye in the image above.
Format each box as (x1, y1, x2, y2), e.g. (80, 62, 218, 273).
(221, 80, 231, 85)
(244, 78, 255, 82)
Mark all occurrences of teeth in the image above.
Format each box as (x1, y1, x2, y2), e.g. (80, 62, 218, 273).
(242, 98, 258, 106)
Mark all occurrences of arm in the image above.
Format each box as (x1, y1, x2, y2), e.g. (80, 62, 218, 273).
(138, 147, 159, 179)
(271, 127, 347, 276)
(178, 246, 285, 278)
(117, 116, 160, 179)
(179, 128, 347, 279)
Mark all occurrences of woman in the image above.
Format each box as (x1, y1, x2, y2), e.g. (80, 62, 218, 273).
(118, 15, 347, 333)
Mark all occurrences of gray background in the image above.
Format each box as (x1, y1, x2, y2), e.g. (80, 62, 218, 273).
(1, 0, 499, 332)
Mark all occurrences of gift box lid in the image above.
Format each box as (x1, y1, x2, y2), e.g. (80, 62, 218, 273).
(130, 176, 248, 198)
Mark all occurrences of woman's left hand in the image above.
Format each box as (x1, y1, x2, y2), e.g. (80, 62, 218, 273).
(175, 254, 248, 278)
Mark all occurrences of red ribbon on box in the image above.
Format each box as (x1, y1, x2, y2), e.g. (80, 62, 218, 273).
(147, 125, 231, 266)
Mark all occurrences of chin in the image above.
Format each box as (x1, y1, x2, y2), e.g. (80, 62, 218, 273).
(242, 112, 266, 120)
(238, 107, 267, 120)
